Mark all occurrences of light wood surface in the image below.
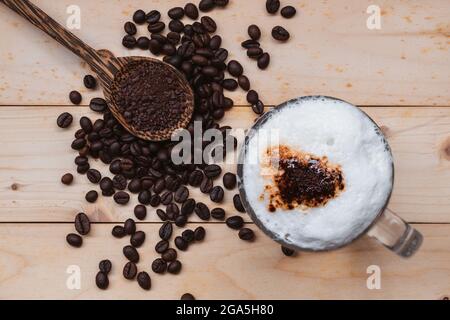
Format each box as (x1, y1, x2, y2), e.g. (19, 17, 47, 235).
(0, 0, 449, 300)
(0, 0, 449, 106)
(0, 223, 449, 300)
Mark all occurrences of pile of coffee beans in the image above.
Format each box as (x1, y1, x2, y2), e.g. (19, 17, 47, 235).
(59, 0, 298, 296)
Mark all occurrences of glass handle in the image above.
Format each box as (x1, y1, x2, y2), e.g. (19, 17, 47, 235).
(367, 208, 423, 258)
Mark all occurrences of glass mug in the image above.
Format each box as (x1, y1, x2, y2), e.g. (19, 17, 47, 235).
(237, 96, 423, 258)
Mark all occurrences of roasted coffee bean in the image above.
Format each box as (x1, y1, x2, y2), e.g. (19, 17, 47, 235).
(134, 205, 147, 221)
(137, 190, 151, 205)
(130, 231, 146, 248)
(214, 0, 229, 6)
(174, 186, 189, 203)
(248, 24, 261, 40)
(166, 203, 180, 219)
(140, 176, 154, 189)
(167, 31, 181, 45)
(233, 194, 246, 213)
(199, 0, 215, 12)
(149, 39, 162, 55)
(83, 74, 97, 89)
(74, 156, 88, 166)
(112, 225, 126, 238)
(168, 7, 184, 19)
(161, 191, 174, 205)
(124, 218, 136, 235)
(239, 228, 255, 241)
(201, 16, 217, 33)
(238, 75, 250, 91)
(159, 222, 173, 240)
(194, 226, 206, 241)
(123, 261, 137, 279)
(124, 21, 137, 35)
(209, 35, 222, 50)
(66, 233, 82, 247)
(122, 34, 137, 48)
(199, 177, 213, 194)
(192, 54, 209, 66)
(181, 293, 195, 300)
(281, 246, 296, 257)
(114, 191, 130, 205)
(74, 212, 90, 235)
(137, 272, 151, 290)
(175, 236, 188, 251)
(89, 98, 108, 113)
(252, 100, 265, 115)
(247, 90, 259, 105)
(266, 0, 280, 14)
(223, 172, 237, 190)
(99, 259, 112, 274)
(162, 248, 177, 262)
(95, 272, 109, 290)
(61, 173, 74, 185)
(167, 260, 181, 274)
(149, 194, 161, 207)
(194, 202, 210, 220)
(204, 164, 222, 178)
(181, 229, 195, 243)
(151, 33, 167, 44)
(181, 199, 196, 215)
(210, 186, 224, 203)
(257, 53, 271, 69)
(155, 240, 169, 253)
(133, 9, 146, 24)
(80, 116, 93, 133)
(211, 207, 225, 220)
(69, 90, 82, 105)
(169, 20, 184, 33)
(85, 190, 98, 203)
(152, 258, 167, 274)
(226, 216, 244, 230)
(148, 21, 165, 33)
(188, 170, 203, 187)
(272, 26, 290, 41)
(165, 175, 181, 191)
(77, 163, 90, 174)
(57, 112, 73, 128)
(164, 54, 183, 68)
(156, 209, 168, 221)
(86, 169, 101, 184)
(281, 5, 297, 18)
(146, 10, 161, 24)
(214, 48, 228, 61)
(123, 245, 139, 263)
(241, 39, 260, 49)
(222, 79, 238, 91)
(247, 47, 263, 58)
(153, 178, 166, 194)
(137, 36, 150, 50)
(113, 175, 127, 190)
(100, 177, 113, 192)
(175, 214, 188, 227)
(162, 43, 176, 56)
(184, 3, 199, 19)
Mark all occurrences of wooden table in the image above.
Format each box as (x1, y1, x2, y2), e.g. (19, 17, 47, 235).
(0, 0, 449, 300)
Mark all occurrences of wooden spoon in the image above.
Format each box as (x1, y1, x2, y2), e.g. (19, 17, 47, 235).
(1, 0, 194, 141)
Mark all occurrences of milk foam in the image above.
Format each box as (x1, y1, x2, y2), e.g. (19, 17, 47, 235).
(242, 97, 393, 250)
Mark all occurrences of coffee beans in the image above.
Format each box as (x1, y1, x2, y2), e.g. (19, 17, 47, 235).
(123, 261, 137, 279)
(184, 3, 199, 19)
(137, 36, 150, 50)
(89, 98, 108, 113)
(148, 21, 166, 33)
(226, 216, 244, 230)
(159, 222, 173, 240)
(83, 75, 97, 89)
(66, 233, 82, 247)
(222, 79, 238, 91)
(272, 26, 290, 41)
(204, 164, 222, 179)
(99, 259, 112, 274)
(238, 75, 250, 91)
(182, 229, 195, 243)
(266, 0, 280, 14)
(86, 169, 101, 184)
(112, 225, 126, 238)
(61, 173, 74, 185)
(166, 203, 180, 219)
(114, 191, 130, 205)
(247, 90, 259, 104)
(199, 0, 215, 12)
(248, 25, 261, 40)
(281, 5, 296, 18)
(281, 246, 296, 257)
(152, 258, 167, 273)
(174, 186, 189, 203)
(74, 212, 90, 235)
(194, 226, 206, 241)
(122, 35, 136, 48)
(200, 177, 213, 194)
(137, 271, 151, 290)
(189, 170, 203, 186)
(162, 248, 178, 262)
(85, 190, 98, 203)
(96, 271, 109, 290)
(239, 228, 255, 241)
(222, 172, 236, 190)
(134, 204, 147, 220)
(130, 231, 146, 248)
(124, 218, 136, 235)
(211, 207, 225, 220)
(257, 53, 270, 69)
(123, 245, 139, 263)
(175, 236, 189, 251)
(181, 293, 196, 300)
(195, 202, 210, 220)
(252, 100, 265, 115)
(201, 16, 217, 33)
(57, 112, 73, 128)
(167, 260, 182, 274)
(181, 199, 196, 215)
(210, 186, 224, 203)
(233, 194, 246, 213)
(133, 9, 146, 24)
(146, 10, 161, 24)
(124, 21, 137, 35)
(155, 240, 169, 254)
(69, 91, 82, 105)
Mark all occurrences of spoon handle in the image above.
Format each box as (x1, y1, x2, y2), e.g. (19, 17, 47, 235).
(1, 0, 120, 79)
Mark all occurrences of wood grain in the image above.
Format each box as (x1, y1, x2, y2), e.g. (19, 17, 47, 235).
(0, 0, 449, 106)
(0, 223, 448, 300)
(0, 106, 449, 223)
